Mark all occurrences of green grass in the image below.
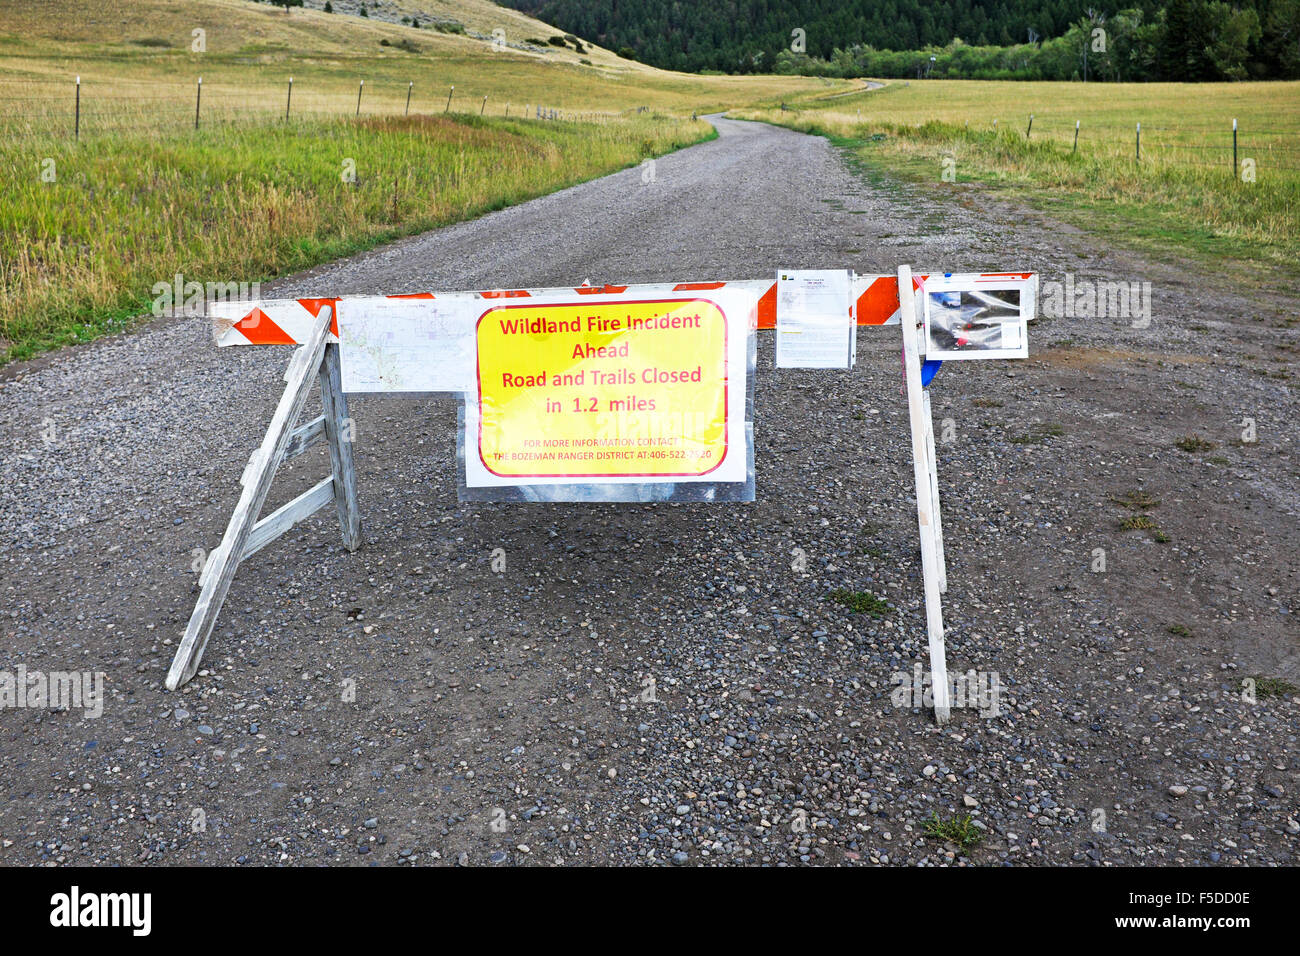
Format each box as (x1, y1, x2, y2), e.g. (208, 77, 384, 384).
(1118, 514, 1170, 542)
(1110, 490, 1160, 511)
(734, 79, 1300, 279)
(0, 0, 834, 362)
(1167, 624, 1193, 638)
(1250, 676, 1299, 700)
(1113, 490, 1170, 542)
(922, 813, 982, 852)
(0, 0, 831, 137)
(0, 112, 714, 362)
(1118, 514, 1158, 531)
(1175, 434, 1217, 453)
(1009, 422, 1064, 444)
(829, 589, 891, 617)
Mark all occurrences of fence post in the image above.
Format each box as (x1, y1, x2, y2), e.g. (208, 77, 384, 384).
(1232, 117, 1238, 177)
(445, 85, 454, 112)
(356, 79, 364, 116)
(1026, 113, 1033, 139)
(74, 75, 80, 141)
(481, 94, 487, 116)
(406, 81, 412, 116)
(195, 76, 202, 130)
(1072, 120, 1079, 153)
(286, 77, 292, 122)
(1136, 121, 1140, 162)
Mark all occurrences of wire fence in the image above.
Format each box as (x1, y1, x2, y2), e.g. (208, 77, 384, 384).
(830, 104, 1300, 175)
(0, 74, 634, 143)
(7, 74, 1292, 177)
(960, 115, 1299, 173)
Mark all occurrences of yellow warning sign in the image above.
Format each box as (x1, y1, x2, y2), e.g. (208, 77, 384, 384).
(476, 298, 730, 478)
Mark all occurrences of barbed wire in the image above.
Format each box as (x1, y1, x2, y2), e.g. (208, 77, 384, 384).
(0, 80, 631, 145)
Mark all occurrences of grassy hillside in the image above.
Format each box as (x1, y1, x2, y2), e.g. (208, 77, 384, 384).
(0, 0, 833, 135)
(737, 79, 1300, 277)
(0, 0, 834, 361)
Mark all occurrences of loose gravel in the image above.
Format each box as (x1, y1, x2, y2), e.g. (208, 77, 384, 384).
(0, 116, 1295, 866)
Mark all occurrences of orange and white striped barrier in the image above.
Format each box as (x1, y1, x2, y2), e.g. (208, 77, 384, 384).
(184, 268, 1037, 726)
(207, 273, 1035, 345)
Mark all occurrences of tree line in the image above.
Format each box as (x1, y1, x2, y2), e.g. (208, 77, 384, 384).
(501, 0, 1300, 79)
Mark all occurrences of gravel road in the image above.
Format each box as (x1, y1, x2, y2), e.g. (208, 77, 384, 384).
(1, 115, 1296, 866)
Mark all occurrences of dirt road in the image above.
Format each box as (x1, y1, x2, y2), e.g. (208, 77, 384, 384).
(0, 115, 1295, 865)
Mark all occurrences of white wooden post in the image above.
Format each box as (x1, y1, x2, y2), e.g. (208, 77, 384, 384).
(921, 389, 947, 593)
(166, 306, 357, 690)
(898, 266, 951, 723)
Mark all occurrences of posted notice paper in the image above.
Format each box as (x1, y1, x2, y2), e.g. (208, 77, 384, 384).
(774, 269, 855, 369)
(338, 297, 476, 393)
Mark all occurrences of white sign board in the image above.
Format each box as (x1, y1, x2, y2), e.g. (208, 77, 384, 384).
(463, 285, 755, 489)
(775, 269, 855, 369)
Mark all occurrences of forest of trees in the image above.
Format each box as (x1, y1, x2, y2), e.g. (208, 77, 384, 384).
(501, 0, 1300, 79)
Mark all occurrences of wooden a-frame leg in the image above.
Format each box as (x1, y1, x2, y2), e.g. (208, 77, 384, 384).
(165, 307, 334, 691)
(319, 342, 361, 552)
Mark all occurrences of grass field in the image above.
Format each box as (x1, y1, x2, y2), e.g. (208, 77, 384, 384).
(0, 0, 833, 362)
(6, 0, 1296, 363)
(1, 114, 719, 361)
(0, 0, 834, 136)
(736, 80, 1300, 277)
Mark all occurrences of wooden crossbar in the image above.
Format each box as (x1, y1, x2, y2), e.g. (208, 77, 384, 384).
(243, 477, 336, 560)
(283, 415, 327, 461)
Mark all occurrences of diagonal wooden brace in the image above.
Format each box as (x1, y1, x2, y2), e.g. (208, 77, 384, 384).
(166, 307, 361, 690)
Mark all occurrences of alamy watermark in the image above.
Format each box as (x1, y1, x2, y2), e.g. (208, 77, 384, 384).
(50, 886, 150, 936)
(151, 273, 261, 319)
(1, 666, 105, 717)
(890, 664, 1002, 717)
(1039, 274, 1152, 329)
